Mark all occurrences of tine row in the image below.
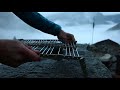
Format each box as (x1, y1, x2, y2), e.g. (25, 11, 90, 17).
(19, 39, 80, 59)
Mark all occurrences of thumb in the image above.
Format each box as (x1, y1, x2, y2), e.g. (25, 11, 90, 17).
(22, 46, 40, 61)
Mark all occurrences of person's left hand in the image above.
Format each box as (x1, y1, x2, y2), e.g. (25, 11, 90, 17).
(57, 30, 76, 43)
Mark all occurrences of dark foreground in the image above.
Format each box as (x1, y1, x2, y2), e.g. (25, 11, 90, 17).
(0, 39, 120, 78)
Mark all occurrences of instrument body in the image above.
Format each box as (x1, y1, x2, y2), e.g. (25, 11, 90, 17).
(18, 39, 88, 77)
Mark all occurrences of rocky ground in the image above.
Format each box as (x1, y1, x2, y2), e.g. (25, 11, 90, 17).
(87, 39, 120, 78)
(0, 39, 120, 78)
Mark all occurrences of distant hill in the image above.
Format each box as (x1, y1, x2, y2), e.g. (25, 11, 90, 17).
(94, 13, 108, 24)
(108, 23, 120, 31)
(47, 12, 108, 26)
(105, 14, 120, 23)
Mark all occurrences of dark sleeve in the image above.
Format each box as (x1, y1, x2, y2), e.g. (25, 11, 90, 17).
(13, 12, 62, 36)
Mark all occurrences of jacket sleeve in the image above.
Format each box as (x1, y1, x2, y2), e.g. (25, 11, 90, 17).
(13, 12, 62, 36)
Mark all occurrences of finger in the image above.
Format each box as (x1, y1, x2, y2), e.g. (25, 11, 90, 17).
(25, 45, 40, 54)
(33, 50, 40, 55)
(59, 39, 66, 43)
(22, 46, 41, 61)
(26, 45, 32, 50)
(67, 34, 76, 42)
(71, 35, 76, 42)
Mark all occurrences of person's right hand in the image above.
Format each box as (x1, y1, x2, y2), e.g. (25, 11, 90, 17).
(0, 40, 40, 68)
(57, 30, 76, 43)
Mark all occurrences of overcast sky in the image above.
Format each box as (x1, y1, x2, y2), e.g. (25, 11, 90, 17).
(101, 12, 120, 15)
(39, 12, 120, 16)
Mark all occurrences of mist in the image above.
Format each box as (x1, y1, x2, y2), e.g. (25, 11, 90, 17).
(0, 12, 120, 44)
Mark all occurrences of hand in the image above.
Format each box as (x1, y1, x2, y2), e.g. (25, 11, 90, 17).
(57, 30, 76, 43)
(0, 40, 40, 68)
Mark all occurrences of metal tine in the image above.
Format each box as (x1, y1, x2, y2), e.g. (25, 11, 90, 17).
(48, 40, 51, 46)
(46, 47, 51, 54)
(70, 42, 72, 47)
(46, 40, 52, 54)
(39, 46, 46, 52)
(69, 47, 71, 56)
(35, 40, 38, 45)
(49, 40, 55, 54)
(31, 46, 36, 49)
(57, 40, 60, 43)
(41, 40, 44, 44)
(48, 40, 50, 45)
(32, 46, 37, 50)
(41, 46, 48, 54)
(38, 40, 41, 45)
(37, 39, 39, 43)
(25, 40, 29, 44)
(45, 40, 47, 45)
(72, 47, 75, 57)
(39, 40, 42, 44)
(76, 48, 80, 57)
(44, 40, 46, 44)
(26, 40, 29, 43)
(30, 40, 32, 44)
(29, 40, 32, 44)
(39, 40, 41, 43)
(52, 40, 55, 44)
(73, 42, 76, 48)
(42, 40, 44, 44)
(25, 40, 28, 44)
(58, 47, 61, 54)
(34, 46, 39, 50)
(67, 42, 69, 46)
(70, 42, 75, 56)
(32, 40, 35, 44)
(67, 42, 71, 56)
(50, 40, 52, 46)
(51, 40, 54, 46)
(50, 47, 54, 54)
(28, 40, 31, 45)
(28, 40, 32, 45)
(64, 42, 67, 56)
(42, 40, 45, 44)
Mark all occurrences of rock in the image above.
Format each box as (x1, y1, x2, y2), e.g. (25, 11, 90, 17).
(115, 55, 120, 75)
(87, 39, 120, 56)
(99, 54, 112, 68)
(87, 45, 98, 52)
(100, 54, 112, 62)
(109, 62, 116, 75)
(87, 40, 120, 76)
(0, 44, 112, 78)
(108, 23, 120, 31)
(111, 56, 117, 62)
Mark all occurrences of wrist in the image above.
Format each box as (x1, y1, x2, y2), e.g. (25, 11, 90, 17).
(57, 30, 66, 37)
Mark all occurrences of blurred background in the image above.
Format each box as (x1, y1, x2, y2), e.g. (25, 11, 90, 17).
(0, 12, 120, 44)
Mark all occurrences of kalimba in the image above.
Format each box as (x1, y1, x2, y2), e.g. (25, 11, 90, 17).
(18, 39, 88, 77)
